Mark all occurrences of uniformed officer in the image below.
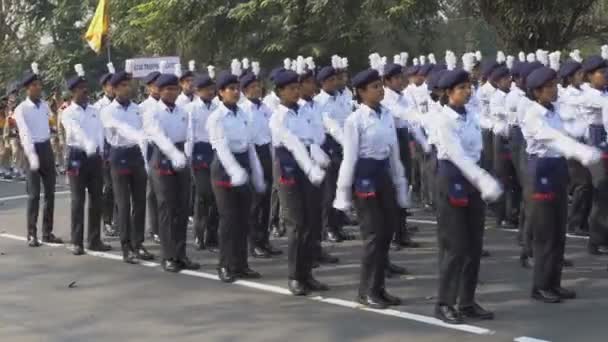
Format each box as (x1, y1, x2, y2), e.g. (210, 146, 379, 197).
(101, 70, 155, 264)
(521, 66, 600, 303)
(185, 74, 219, 251)
(14, 63, 63, 247)
(239, 71, 282, 258)
(176, 61, 198, 107)
(62, 65, 112, 255)
(207, 71, 266, 282)
(433, 69, 502, 324)
(144, 73, 198, 272)
(269, 69, 329, 295)
(334, 68, 409, 309)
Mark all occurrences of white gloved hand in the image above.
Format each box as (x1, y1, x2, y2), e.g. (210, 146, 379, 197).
(579, 146, 602, 167)
(479, 175, 503, 202)
(333, 187, 352, 211)
(28, 153, 40, 171)
(396, 182, 411, 208)
(308, 165, 326, 186)
(230, 166, 249, 187)
(252, 175, 266, 194)
(310, 144, 330, 169)
(84, 141, 97, 156)
(170, 151, 187, 170)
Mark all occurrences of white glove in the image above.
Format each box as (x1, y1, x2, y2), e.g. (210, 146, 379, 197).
(579, 146, 602, 167)
(310, 144, 330, 169)
(479, 175, 503, 202)
(84, 141, 97, 156)
(28, 153, 39, 171)
(396, 182, 411, 208)
(170, 151, 187, 170)
(251, 175, 267, 194)
(308, 165, 326, 186)
(333, 187, 352, 211)
(230, 166, 249, 187)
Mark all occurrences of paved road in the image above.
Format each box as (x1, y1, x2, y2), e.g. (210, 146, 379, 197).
(1, 180, 607, 342)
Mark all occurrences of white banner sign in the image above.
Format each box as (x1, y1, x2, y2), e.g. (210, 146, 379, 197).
(126, 56, 181, 78)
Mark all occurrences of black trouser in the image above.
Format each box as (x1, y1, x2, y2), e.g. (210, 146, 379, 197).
(110, 146, 147, 250)
(211, 156, 252, 272)
(146, 179, 159, 236)
(276, 161, 322, 281)
(249, 144, 272, 249)
(567, 159, 592, 233)
(395, 127, 412, 241)
(410, 136, 424, 199)
(435, 162, 485, 307)
(25, 140, 55, 238)
(321, 135, 343, 236)
(524, 157, 568, 290)
(192, 165, 218, 245)
(421, 148, 438, 206)
(493, 134, 521, 224)
(67, 150, 103, 247)
(509, 126, 528, 244)
(588, 158, 608, 246)
(481, 129, 494, 173)
(354, 170, 399, 297)
(102, 143, 115, 226)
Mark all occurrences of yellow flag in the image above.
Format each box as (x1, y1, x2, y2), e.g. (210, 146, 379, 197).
(84, 0, 110, 54)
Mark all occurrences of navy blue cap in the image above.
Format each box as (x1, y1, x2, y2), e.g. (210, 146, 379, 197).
(179, 70, 195, 82)
(143, 71, 161, 85)
(559, 61, 582, 79)
(21, 72, 39, 88)
(481, 60, 500, 79)
(417, 64, 434, 77)
(519, 62, 543, 83)
(526, 67, 557, 90)
(194, 75, 214, 89)
(405, 65, 420, 77)
(383, 64, 403, 79)
(489, 66, 510, 83)
(269, 67, 285, 82)
(432, 64, 447, 72)
(216, 71, 239, 90)
(427, 69, 449, 91)
(66, 76, 87, 91)
(109, 71, 131, 87)
(438, 69, 470, 90)
(239, 72, 258, 90)
(510, 62, 524, 78)
(352, 69, 381, 89)
(154, 74, 179, 88)
(316, 66, 337, 83)
(582, 55, 608, 73)
(274, 70, 299, 88)
(99, 73, 113, 86)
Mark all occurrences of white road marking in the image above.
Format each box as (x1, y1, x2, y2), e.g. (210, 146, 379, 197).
(0, 232, 494, 336)
(514, 337, 551, 342)
(0, 191, 70, 202)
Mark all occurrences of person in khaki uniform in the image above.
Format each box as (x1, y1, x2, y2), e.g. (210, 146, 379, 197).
(6, 94, 26, 181)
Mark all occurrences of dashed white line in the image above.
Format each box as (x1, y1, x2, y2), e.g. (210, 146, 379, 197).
(514, 337, 551, 342)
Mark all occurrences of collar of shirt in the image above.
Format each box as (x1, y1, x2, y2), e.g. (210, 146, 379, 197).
(158, 100, 177, 113)
(360, 103, 383, 117)
(444, 105, 467, 121)
(247, 97, 262, 108)
(193, 96, 215, 110)
(321, 89, 337, 100)
(115, 98, 132, 111)
(26, 97, 42, 108)
(278, 103, 299, 116)
(147, 95, 159, 103)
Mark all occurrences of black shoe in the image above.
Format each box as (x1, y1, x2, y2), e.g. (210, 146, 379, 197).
(42, 234, 63, 244)
(379, 290, 401, 306)
(250, 246, 271, 259)
(88, 242, 112, 252)
(459, 303, 494, 320)
(497, 220, 517, 229)
(103, 224, 118, 237)
(531, 289, 561, 303)
(520, 254, 531, 269)
(272, 224, 286, 238)
(390, 240, 403, 251)
(304, 276, 329, 291)
(587, 242, 608, 255)
(27, 235, 41, 247)
(178, 257, 200, 270)
(563, 258, 574, 267)
(552, 287, 576, 299)
(387, 262, 409, 276)
(481, 249, 491, 257)
(358, 295, 389, 310)
(318, 250, 339, 264)
(194, 237, 205, 250)
(236, 267, 261, 279)
(68, 244, 85, 256)
(435, 305, 464, 324)
(152, 234, 161, 244)
(217, 267, 236, 283)
(264, 242, 283, 256)
(399, 238, 420, 248)
(122, 249, 139, 264)
(569, 229, 589, 237)
(288, 279, 309, 296)
(162, 259, 181, 272)
(327, 230, 344, 243)
(135, 246, 155, 261)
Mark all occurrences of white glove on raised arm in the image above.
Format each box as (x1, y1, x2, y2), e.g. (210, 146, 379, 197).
(333, 186, 352, 212)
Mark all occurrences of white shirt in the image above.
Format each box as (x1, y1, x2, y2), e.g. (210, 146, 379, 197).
(421, 99, 442, 146)
(206, 102, 251, 154)
(240, 97, 272, 146)
(14, 97, 51, 156)
(61, 102, 104, 152)
(140, 95, 160, 115)
(297, 98, 326, 146)
(489, 89, 510, 136)
(521, 102, 564, 158)
(476, 82, 496, 130)
(93, 95, 113, 111)
(435, 105, 483, 162)
(403, 83, 430, 116)
(100, 100, 144, 148)
(176, 92, 198, 107)
(263, 91, 281, 112)
(382, 87, 413, 129)
(185, 97, 218, 156)
(579, 84, 608, 127)
(504, 86, 525, 127)
(270, 103, 318, 148)
(557, 85, 587, 138)
(315, 89, 351, 128)
(337, 87, 355, 112)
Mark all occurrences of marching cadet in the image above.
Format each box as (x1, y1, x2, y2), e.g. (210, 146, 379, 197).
(101, 69, 155, 264)
(14, 63, 63, 246)
(176, 61, 198, 107)
(239, 68, 283, 258)
(140, 70, 162, 244)
(144, 73, 198, 272)
(61, 64, 112, 255)
(557, 60, 590, 237)
(489, 66, 521, 228)
(269, 69, 329, 295)
(185, 74, 220, 251)
(334, 68, 410, 309)
(579, 56, 608, 255)
(95, 63, 118, 238)
(521, 66, 600, 303)
(433, 69, 502, 324)
(476, 60, 500, 174)
(206, 71, 266, 282)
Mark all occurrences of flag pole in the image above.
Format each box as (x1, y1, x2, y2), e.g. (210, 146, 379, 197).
(106, 36, 112, 63)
